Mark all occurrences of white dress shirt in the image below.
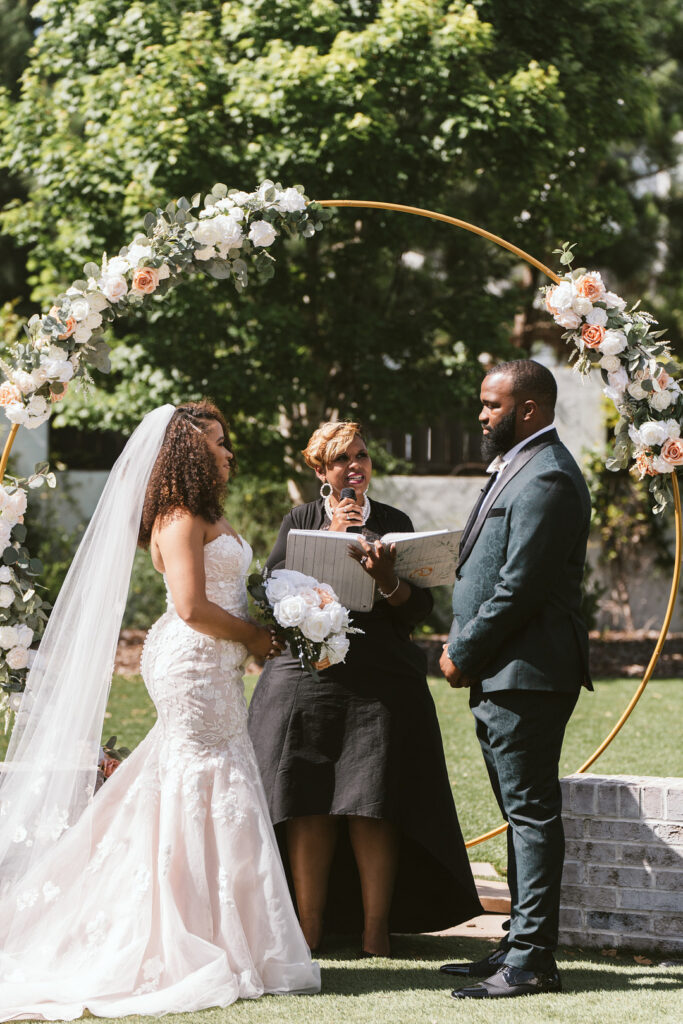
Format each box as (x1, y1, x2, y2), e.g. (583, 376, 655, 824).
(476, 423, 556, 522)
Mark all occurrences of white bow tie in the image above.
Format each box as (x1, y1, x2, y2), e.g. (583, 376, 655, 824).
(487, 455, 506, 474)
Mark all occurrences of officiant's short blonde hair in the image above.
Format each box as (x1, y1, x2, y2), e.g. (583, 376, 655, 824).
(302, 421, 363, 471)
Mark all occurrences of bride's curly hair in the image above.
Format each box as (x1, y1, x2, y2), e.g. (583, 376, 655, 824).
(138, 400, 234, 549)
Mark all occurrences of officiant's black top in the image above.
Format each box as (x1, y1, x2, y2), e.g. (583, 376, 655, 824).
(247, 497, 482, 933)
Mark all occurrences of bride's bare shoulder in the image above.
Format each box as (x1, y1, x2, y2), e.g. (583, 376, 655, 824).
(150, 511, 209, 571)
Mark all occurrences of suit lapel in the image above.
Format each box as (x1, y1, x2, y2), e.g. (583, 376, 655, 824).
(457, 429, 560, 571)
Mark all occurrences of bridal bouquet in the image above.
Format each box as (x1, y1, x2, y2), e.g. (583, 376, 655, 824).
(247, 568, 362, 678)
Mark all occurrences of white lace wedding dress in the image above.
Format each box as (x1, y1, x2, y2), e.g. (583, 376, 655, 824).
(0, 534, 320, 1020)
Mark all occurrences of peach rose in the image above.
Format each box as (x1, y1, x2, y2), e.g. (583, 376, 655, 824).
(545, 290, 558, 315)
(101, 756, 120, 778)
(0, 383, 21, 407)
(634, 451, 658, 478)
(661, 438, 683, 466)
(656, 369, 673, 389)
(581, 323, 605, 349)
(576, 272, 605, 302)
(131, 266, 160, 294)
(315, 587, 333, 607)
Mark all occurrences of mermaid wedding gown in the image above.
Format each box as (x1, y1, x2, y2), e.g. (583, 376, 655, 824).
(0, 534, 320, 1019)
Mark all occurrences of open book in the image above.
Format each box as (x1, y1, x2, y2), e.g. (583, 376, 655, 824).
(285, 528, 462, 612)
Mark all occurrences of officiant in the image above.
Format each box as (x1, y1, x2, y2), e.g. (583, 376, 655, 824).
(248, 421, 481, 957)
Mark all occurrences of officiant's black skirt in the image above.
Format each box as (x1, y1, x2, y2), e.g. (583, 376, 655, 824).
(247, 645, 482, 933)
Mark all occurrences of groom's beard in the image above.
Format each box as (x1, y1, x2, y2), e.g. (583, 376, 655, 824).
(481, 408, 517, 461)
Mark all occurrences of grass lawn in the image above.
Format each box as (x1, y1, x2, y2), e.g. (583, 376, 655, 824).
(1, 675, 682, 1022)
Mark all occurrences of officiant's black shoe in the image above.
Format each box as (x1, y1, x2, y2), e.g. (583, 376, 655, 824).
(439, 946, 507, 977)
(451, 964, 562, 999)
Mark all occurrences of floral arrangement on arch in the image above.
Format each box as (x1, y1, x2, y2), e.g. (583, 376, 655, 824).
(0, 180, 331, 716)
(542, 243, 682, 512)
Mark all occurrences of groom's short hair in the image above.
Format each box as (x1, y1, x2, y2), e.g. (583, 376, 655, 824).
(486, 359, 557, 413)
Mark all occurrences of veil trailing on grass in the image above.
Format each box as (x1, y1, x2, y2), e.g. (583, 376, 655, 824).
(0, 404, 174, 914)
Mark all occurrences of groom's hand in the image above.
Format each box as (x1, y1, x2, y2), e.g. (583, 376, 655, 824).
(440, 645, 472, 688)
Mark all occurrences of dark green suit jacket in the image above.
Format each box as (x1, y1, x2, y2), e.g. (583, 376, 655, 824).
(448, 430, 592, 693)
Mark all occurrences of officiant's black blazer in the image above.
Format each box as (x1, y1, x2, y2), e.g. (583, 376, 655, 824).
(447, 430, 592, 693)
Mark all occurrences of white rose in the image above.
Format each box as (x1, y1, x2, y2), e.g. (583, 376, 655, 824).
(664, 419, 681, 441)
(30, 366, 49, 388)
(192, 220, 219, 248)
(599, 354, 621, 372)
(248, 220, 277, 248)
(42, 359, 74, 383)
(84, 311, 102, 331)
(327, 602, 348, 632)
(299, 587, 323, 608)
(229, 190, 252, 206)
(549, 280, 575, 311)
(213, 215, 244, 252)
(6, 646, 29, 670)
(87, 292, 110, 313)
(0, 626, 19, 649)
(555, 310, 581, 330)
(4, 402, 29, 426)
(607, 367, 629, 392)
(158, 264, 170, 280)
(586, 307, 608, 327)
(0, 487, 8, 510)
(638, 420, 670, 447)
(572, 296, 593, 317)
(0, 585, 14, 608)
(600, 330, 627, 356)
(69, 297, 90, 321)
(265, 575, 294, 604)
(7, 489, 27, 518)
(105, 256, 129, 276)
(101, 275, 128, 303)
(652, 456, 674, 474)
(275, 594, 308, 628)
(277, 187, 307, 213)
(15, 624, 33, 647)
(627, 381, 648, 401)
(11, 371, 35, 395)
(0, 566, 11, 583)
(604, 290, 626, 311)
(0, 520, 12, 551)
(323, 633, 350, 665)
(125, 240, 151, 266)
(650, 390, 674, 411)
(193, 247, 215, 261)
(72, 323, 92, 345)
(300, 608, 331, 643)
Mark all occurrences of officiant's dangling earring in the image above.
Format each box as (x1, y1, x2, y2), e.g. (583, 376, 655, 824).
(319, 480, 333, 498)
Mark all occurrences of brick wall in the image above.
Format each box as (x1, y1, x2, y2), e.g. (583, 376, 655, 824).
(559, 774, 683, 954)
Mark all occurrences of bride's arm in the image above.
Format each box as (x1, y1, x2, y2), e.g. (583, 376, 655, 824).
(155, 514, 274, 658)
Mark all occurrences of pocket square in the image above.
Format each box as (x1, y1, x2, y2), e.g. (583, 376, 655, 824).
(486, 507, 505, 518)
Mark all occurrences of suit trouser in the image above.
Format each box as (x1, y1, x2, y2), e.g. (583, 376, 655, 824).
(469, 687, 579, 972)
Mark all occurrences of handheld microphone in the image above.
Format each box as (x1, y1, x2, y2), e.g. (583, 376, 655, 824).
(340, 487, 363, 533)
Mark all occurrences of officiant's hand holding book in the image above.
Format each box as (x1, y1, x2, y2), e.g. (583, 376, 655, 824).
(285, 527, 462, 612)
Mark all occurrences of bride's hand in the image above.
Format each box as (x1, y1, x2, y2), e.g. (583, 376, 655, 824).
(328, 496, 364, 532)
(248, 625, 285, 660)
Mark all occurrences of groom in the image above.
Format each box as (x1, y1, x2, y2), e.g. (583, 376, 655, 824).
(439, 359, 592, 999)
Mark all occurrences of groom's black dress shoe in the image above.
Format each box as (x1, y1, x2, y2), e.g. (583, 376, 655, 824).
(451, 964, 562, 999)
(439, 946, 508, 977)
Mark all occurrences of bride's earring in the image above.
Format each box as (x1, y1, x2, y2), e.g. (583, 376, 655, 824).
(319, 480, 333, 498)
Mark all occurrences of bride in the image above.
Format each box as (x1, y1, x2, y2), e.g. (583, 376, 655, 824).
(0, 402, 320, 1019)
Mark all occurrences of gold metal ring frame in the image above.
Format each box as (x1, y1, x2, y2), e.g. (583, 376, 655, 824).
(317, 199, 682, 848)
(1, 198, 680, 849)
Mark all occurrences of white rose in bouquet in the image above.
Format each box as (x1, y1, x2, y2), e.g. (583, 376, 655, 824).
(327, 601, 349, 633)
(555, 310, 581, 330)
(600, 330, 627, 356)
(650, 390, 674, 411)
(301, 608, 332, 643)
(275, 594, 308, 629)
(599, 355, 621, 373)
(0, 585, 14, 608)
(105, 256, 130, 277)
(637, 420, 670, 448)
(101, 275, 128, 303)
(264, 573, 295, 604)
(6, 646, 29, 670)
(277, 187, 307, 213)
(0, 566, 11, 582)
(323, 633, 350, 666)
(0, 625, 19, 649)
(586, 307, 608, 327)
(572, 296, 593, 317)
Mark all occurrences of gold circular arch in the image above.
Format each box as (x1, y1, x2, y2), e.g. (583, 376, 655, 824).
(318, 198, 683, 848)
